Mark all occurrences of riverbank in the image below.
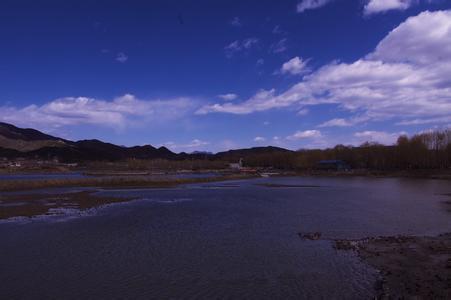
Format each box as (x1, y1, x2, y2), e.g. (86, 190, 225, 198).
(0, 173, 254, 192)
(334, 234, 451, 298)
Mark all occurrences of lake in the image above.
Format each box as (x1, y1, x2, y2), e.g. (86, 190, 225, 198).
(1, 176, 450, 299)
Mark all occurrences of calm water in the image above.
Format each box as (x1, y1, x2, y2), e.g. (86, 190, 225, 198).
(1, 176, 450, 299)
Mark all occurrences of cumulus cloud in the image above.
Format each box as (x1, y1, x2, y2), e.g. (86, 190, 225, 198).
(297, 0, 333, 13)
(162, 139, 210, 152)
(254, 136, 266, 142)
(318, 116, 369, 127)
(217, 93, 238, 101)
(364, 0, 415, 15)
(116, 52, 128, 63)
(354, 130, 407, 145)
(280, 57, 310, 75)
(286, 129, 322, 140)
(199, 10, 451, 128)
(196, 89, 277, 114)
(297, 108, 309, 116)
(225, 38, 259, 57)
(318, 118, 353, 128)
(0, 94, 194, 131)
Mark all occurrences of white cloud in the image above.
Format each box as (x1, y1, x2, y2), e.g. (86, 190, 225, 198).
(280, 57, 310, 75)
(225, 38, 259, 57)
(364, 0, 415, 15)
(270, 38, 288, 53)
(116, 52, 128, 63)
(0, 94, 194, 131)
(318, 116, 369, 127)
(297, 108, 309, 116)
(396, 115, 451, 125)
(297, 0, 333, 13)
(257, 58, 265, 66)
(354, 130, 406, 145)
(368, 10, 451, 65)
(217, 93, 238, 101)
(318, 118, 353, 127)
(230, 17, 242, 27)
(254, 136, 266, 142)
(287, 129, 322, 140)
(196, 89, 279, 115)
(263, 121, 270, 125)
(242, 38, 259, 49)
(199, 10, 451, 128)
(162, 139, 210, 152)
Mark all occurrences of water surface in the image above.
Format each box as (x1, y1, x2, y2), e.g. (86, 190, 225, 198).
(1, 176, 450, 299)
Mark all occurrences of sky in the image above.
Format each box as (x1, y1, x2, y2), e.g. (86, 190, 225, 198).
(1, 0, 451, 153)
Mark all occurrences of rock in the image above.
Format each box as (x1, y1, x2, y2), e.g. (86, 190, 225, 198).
(299, 232, 322, 240)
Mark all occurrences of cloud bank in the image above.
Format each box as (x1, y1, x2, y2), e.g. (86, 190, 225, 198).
(199, 10, 451, 128)
(0, 94, 194, 131)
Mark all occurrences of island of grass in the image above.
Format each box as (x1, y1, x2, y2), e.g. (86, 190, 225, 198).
(0, 173, 255, 219)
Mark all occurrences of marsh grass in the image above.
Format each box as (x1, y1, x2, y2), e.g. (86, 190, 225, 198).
(0, 173, 254, 192)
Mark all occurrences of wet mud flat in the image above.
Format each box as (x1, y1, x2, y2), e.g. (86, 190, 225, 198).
(335, 234, 451, 299)
(0, 191, 135, 219)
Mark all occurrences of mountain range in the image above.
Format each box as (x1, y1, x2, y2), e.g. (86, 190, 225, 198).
(0, 122, 291, 162)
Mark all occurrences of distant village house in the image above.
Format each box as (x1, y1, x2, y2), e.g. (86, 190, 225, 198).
(316, 160, 350, 171)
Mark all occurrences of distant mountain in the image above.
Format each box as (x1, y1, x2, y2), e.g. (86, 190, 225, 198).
(0, 122, 63, 141)
(0, 122, 178, 161)
(0, 122, 292, 162)
(0, 122, 68, 152)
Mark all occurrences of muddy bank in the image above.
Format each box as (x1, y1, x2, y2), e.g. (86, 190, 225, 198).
(335, 234, 451, 299)
(0, 191, 136, 219)
(0, 174, 254, 192)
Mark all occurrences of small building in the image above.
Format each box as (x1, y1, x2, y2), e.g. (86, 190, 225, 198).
(316, 160, 350, 171)
(229, 158, 243, 170)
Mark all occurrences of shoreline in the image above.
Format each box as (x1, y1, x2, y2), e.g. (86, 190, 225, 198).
(334, 234, 451, 299)
(0, 173, 255, 192)
(0, 174, 255, 219)
(0, 190, 137, 220)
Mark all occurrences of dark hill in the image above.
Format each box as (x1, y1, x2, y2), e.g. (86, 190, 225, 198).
(0, 122, 63, 141)
(0, 122, 292, 162)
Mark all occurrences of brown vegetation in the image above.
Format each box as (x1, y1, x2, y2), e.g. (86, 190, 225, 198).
(0, 191, 135, 219)
(0, 173, 255, 192)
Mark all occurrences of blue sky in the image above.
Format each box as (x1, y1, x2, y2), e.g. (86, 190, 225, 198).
(1, 0, 451, 152)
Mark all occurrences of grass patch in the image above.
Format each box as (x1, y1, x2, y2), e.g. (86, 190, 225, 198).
(0, 174, 255, 192)
(0, 191, 136, 219)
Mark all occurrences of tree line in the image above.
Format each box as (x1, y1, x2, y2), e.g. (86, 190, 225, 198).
(81, 129, 451, 171)
(242, 129, 451, 170)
